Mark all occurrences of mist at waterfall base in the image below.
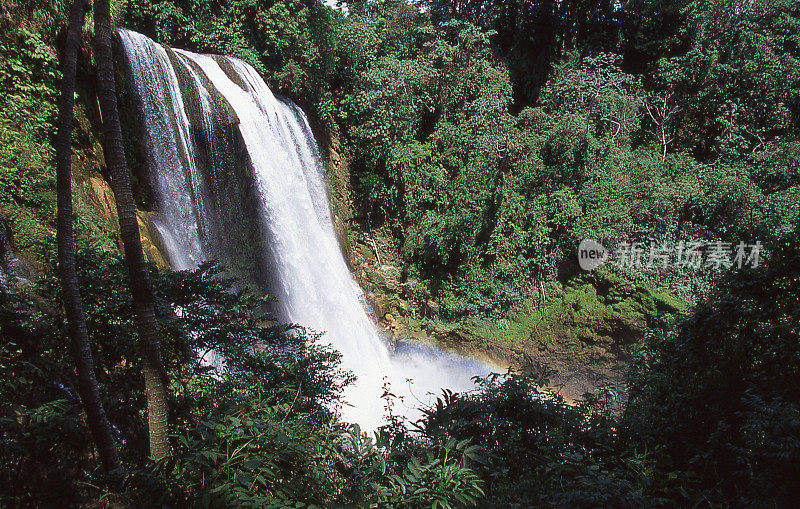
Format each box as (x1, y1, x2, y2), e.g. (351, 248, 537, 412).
(118, 29, 490, 430)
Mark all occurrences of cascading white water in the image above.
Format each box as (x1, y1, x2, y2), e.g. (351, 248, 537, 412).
(119, 30, 489, 430)
(118, 30, 209, 270)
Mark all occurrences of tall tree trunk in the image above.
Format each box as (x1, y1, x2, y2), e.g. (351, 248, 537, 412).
(55, 0, 123, 481)
(93, 0, 170, 460)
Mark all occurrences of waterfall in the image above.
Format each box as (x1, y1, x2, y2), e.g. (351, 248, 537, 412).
(118, 29, 488, 430)
(118, 30, 207, 270)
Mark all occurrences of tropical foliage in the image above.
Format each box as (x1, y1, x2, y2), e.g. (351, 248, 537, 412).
(1, 0, 798, 506)
(119, 0, 799, 319)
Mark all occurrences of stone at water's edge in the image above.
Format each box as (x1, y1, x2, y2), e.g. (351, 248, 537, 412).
(0, 213, 12, 261)
(136, 211, 168, 268)
(76, 172, 169, 267)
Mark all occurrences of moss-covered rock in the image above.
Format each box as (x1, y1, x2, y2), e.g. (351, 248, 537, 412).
(136, 210, 167, 267)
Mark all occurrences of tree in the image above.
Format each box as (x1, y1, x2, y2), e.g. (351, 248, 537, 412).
(625, 237, 800, 505)
(427, 0, 622, 108)
(659, 0, 800, 159)
(55, 0, 122, 479)
(642, 90, 678, 162)
(93, 0, 170, 460)
(619, 0, 692, 73)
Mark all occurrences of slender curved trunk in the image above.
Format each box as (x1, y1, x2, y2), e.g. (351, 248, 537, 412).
(56, 0, 123, 480)
(93, 0, 170, 460)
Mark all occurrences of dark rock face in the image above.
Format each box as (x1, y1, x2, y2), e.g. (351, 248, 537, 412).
(0, 213, 12, 262)
(0, 213, 20, 298)
(171, 52, 274, 288)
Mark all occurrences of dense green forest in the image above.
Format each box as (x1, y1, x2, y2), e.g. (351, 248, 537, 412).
(1, 0, 799, 506)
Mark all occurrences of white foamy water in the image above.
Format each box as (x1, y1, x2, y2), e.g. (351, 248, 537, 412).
(119, 29, 489, 430)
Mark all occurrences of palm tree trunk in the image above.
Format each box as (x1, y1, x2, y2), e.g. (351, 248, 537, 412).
(93, 0, 170, 460)
(55, 0, 123, 480)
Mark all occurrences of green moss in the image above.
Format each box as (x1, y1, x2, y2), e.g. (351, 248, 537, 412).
(464, 270, 685, 350)
(1, 204, 53, 257)
(652, 291, 687, 314)
(358, 243, 375, 264)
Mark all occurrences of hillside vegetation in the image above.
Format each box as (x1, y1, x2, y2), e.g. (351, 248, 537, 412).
(1, 0, 799, 506)
(124, 0, 798, 363)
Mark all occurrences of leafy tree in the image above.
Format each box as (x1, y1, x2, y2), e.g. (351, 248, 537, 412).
(660, 0, 800, 160)
(618, 0, 693, 73)
(420, 371, 655, 507)
(426, 0, 622, 108)
(625, 236, 800, 506)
